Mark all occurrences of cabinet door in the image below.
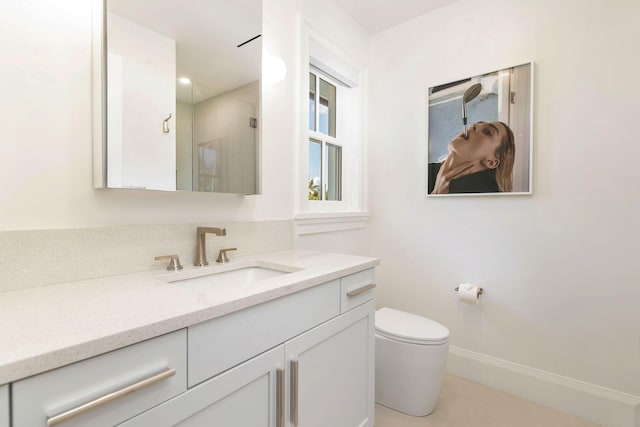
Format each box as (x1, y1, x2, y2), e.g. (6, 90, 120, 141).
(119, 345, 285, 427)
(285, 300, 374, 427)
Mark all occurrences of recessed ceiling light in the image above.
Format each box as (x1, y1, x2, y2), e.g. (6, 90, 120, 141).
(178, 77, 192, 85)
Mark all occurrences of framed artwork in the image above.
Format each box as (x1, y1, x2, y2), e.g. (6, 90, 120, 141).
(426, 62, 533, 196)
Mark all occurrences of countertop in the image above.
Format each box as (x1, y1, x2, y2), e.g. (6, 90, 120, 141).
(0, 250, 379, 385)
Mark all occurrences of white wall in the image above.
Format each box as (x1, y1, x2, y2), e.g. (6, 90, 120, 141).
(369, 0, 640, 402)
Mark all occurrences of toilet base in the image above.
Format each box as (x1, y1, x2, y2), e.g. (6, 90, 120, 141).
(375, 333, 448, 416)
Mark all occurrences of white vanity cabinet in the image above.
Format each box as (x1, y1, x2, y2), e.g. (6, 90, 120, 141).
(7, 267, 376, 427)
(11, 330, 187, 427)
(120, 268, 376, 427)
(0, 385, 9, 427)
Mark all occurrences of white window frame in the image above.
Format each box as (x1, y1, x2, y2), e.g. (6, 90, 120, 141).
(308, 68, 343, 203)
(297, 25, 367, 218)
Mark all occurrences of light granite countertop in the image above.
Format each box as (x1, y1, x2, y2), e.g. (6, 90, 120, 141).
(0, 250, 379, 385)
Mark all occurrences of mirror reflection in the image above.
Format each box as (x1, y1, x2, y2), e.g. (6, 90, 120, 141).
(103, 0, 262, 194)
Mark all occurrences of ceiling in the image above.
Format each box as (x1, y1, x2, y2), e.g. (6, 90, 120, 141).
(333, 0, 461, 34)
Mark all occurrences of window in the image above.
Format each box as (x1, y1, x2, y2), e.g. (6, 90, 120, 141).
(308, 70, 342, 201)
(297, 31, 366, 218)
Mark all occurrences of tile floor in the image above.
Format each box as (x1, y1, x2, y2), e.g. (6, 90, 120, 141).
(375, 374, 602, 427)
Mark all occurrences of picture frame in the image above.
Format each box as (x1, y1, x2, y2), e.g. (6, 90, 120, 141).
(426, 62, 533, 196)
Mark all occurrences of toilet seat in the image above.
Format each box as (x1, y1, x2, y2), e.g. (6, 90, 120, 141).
(375, 307, 449, 345)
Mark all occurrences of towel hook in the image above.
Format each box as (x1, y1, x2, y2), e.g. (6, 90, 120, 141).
(163, 113, 172, 133)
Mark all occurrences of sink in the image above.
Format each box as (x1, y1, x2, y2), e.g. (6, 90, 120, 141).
(165, 263, 298, 292)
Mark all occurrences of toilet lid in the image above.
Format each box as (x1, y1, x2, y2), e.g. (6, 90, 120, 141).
(375, 307, 449, 345)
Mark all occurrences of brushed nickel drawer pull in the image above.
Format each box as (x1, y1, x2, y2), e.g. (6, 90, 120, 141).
(47, 368, 176, 426)
(290, 360, 299, 427)
(276, 368, 285, 427)
(346, 283, 376, 297)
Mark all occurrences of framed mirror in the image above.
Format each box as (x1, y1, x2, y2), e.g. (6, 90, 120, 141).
(93, 0, 262, 194)
(426, 62, 533, 196)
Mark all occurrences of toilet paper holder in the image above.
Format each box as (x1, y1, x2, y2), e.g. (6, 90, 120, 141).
(454, 286, 483, 295)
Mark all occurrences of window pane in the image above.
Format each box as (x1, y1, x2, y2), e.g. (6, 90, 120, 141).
(308, 139, 322, 200)
(324, 143, 341, 201)
(319, 78, 336, 137)
(309, 73, 316, 131)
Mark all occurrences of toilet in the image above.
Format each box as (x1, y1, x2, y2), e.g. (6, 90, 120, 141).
(375, 307, 450, 416)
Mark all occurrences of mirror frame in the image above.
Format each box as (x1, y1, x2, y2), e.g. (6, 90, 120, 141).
(92, 0, 107, 189)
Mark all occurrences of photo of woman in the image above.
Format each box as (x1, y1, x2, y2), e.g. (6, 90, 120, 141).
(428, 121, 515, 194)
(427, 63, 532, 195)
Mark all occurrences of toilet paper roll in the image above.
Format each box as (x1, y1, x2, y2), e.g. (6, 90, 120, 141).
(458, 283, 480, 304)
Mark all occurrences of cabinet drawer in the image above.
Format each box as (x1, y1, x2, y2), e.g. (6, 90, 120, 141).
(12, 330, 187, 427)
(340, 268, 376, 313)
(0, 384, 8, 427)
(188, 280, 340, 387)
(119, 345, 284, 427)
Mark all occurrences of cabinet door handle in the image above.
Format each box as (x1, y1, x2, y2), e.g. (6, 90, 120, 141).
(290, 359, 299, 427)
(276, 368, 285, 427)
(346, 283, 376, 297)
(47, 368, 176, 426)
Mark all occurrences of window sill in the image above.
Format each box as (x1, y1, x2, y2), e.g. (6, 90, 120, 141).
(294, 211, 369, 236)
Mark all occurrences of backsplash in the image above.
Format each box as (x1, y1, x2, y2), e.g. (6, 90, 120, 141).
(0, 220, 293, 292)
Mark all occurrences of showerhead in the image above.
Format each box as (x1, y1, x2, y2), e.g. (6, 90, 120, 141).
(463, 83, 482, 104)
(462, 83, 482, 139)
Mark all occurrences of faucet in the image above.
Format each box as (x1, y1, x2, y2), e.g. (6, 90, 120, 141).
(194, 227, 226, 266)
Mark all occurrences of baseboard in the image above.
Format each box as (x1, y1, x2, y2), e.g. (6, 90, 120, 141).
(447, 346, 640, 427)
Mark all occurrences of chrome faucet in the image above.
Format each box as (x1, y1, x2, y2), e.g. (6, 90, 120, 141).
(194, 227, 226, 266)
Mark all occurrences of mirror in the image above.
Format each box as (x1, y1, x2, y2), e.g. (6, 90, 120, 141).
(95, 0, 262, 194)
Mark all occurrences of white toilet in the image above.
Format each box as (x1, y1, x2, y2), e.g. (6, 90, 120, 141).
(375, 307, 450, 416)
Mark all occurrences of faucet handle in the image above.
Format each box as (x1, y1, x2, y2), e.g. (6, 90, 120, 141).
(155, 255, 183, 271)
(216, 248, 237, 264)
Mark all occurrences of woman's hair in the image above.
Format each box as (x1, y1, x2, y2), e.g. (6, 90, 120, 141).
(494, 122, 516, 192)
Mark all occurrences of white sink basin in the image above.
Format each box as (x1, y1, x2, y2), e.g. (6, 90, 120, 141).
(165, 263, 299, 292)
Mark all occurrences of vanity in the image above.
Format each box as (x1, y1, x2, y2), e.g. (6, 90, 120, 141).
(0, 250, 378, 427)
